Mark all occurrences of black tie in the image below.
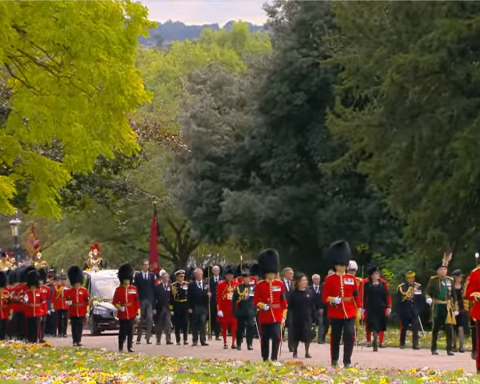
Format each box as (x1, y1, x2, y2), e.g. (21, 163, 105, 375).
(164, 284, 166, 289)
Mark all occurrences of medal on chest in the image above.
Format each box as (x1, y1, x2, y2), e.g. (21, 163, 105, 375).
(226, 286, 234, 300)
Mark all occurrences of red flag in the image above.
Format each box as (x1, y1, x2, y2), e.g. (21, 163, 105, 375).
(26, 225, 40, 256)
(149, 205, 160, 275)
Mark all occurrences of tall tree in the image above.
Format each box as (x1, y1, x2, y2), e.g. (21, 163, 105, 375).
(0, 1, 151, 218)
(329, 2, 480, 263)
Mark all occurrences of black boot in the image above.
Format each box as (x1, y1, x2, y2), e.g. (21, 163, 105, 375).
(305, 342, 311, 358)
(372, 331, 378, 352)
(119, 341, 124, 352)
(292, 348, 298, 358)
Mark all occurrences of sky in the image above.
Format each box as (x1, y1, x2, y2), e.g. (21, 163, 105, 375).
(140, 0, 268, 25)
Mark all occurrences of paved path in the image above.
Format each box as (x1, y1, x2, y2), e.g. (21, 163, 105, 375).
(47, 332, 476, 373)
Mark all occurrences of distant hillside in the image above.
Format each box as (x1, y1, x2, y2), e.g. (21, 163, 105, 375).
(140, 20, 265, 47)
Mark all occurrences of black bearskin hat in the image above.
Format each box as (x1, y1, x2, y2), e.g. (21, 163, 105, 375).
(249, 263, 260, 277)
(68, 266, 84, 285)
(367, 265, 380, 276)
(0, 271, 7, 288)
(258, 249, 280, 276)
(26, 269, 40, 288)
(38, 268, 47, 283)
(328, 240, 351, 267)
(118, 263, 134, 283)
(224, 265, 236, 276)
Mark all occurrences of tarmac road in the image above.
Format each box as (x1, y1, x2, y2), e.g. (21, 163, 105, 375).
(47, 331, 476, 373)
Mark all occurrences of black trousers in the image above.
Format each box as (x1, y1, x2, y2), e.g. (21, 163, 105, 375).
(26, 316, 40, 343)
(431, 305, 453, 352)
(472, 319, 477, 356)
(12, 312, 25, 340)
(39, 315, 47, 341)
(57, 309, 68, 336)
(321, 314, 330, 342)
(209, 303, 221, 338)
(191, 311, 207, 344)
(236, 315, 255, 347)
(0, 319, 8, 340)
(119, 318, 135, 349)
(400, 316, 419, 348)
(330, 317, 355, 365)
(46, 311, 56, 335)
(173, 312, 188, 342)
(260, 322, 281, 361)
(70, 316, 84, 344)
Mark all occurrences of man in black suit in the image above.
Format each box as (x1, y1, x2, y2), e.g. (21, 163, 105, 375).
(282, 267, 294, 352)
(153, 270, 173, 345)
(188, 268, 210, 346)
(310, 273, 324, 344)
(133, 260, 155, 344)
(209, 265, 222, 340)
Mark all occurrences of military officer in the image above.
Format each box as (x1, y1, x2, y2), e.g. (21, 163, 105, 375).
(425, 253, 457, 356)
(397, 271, 423, 349)
(232, 269, 256, 350)
(65, 266, 89, 347)
(170, 269, 189, 345)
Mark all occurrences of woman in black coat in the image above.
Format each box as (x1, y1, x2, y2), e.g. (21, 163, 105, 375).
(362, 265, 389, 352)
(288, 273, 316, 358)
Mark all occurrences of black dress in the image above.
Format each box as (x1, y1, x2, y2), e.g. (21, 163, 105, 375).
(288, 289, 316, 343)
(363, 280, 388, 332)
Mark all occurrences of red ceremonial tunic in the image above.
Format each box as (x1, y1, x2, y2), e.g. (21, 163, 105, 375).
(216, 280, 239, 321)
(18, 283, 28, 313)
(112, 285, 140, 320)
(235, 276, 257, 286)
(39, 286, 49, 316)
(465, 267, 480, 320)
(9, 285, 21, 314)
(53, 285, 69, 310)
(24, 288, 44, 318)
(66, 287, 89, 317)
(321, 273, 361, 319)
(253, 279, 287, 324)
(0, 288, 11, 320)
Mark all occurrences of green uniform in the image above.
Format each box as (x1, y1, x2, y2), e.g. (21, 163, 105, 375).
(425, 275, 457, 354)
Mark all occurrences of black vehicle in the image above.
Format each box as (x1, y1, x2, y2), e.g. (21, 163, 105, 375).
(83, 269, 120, 335)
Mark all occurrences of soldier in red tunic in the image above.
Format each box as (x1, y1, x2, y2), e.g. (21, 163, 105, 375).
(464, 257, 480, 374)
(321, 240, 361, 368)
(24, 269, 43, 343)
(66, 266, 89, 347)
(216, 266, 239, 349)
(113, 263, 140, 352)
(38, 269, 50, 343)
(0, 271, 11, 340)
(253, 249, 287, 362)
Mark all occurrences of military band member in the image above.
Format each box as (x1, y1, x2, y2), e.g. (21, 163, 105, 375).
(321, 240, 361, 368)
(24, 269, 43, 343)
(464, 254, 480, 373)
(53, 273, 69, 337)
(217, 266, 239, 349)
(170, 269, 189, 345)
(232, 269, 256, 350)
(254, 249, 287, 362)
(397, 271, 422, 349)
(113, 263, 140, 352)
(66, 266, 89, 347)
(0, 271, 11, 340)
(425, 252, 457, 356)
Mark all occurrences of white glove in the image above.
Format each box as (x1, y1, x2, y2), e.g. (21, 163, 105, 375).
(453, 311, 459, 316)
(217, 310, 224, 317)
(47, 310, 51, 315)
(24, 295, 29, 303)
(360, 308, 365, 316)
(426, 298, 433, 305)
(170, 311, 174, 316)
(85, 312, 90, 318)
(262, 305, 270, 311)
(136, 315, 141, 321)
(333, 297, 342, 305)
(8, 314, 13, 321)
(66, 300, 72, 306)
(386, 308, 392, 316)
(120, 306, 126, 312)
(51, 309, 55, 313)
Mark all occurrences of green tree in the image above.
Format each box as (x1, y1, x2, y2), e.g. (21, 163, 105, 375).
(0, 1, 152, 218)
(328, 1, 480, 266)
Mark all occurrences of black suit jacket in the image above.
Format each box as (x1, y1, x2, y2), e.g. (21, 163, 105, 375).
(134, 271, 155, 303)
(282, 278, 293, 300)
(188, 280, 209, 314)
(154, 282, 172, 312)
(309, 285, 323, 311)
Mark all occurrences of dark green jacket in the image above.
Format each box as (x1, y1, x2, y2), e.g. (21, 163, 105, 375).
(232, 284, 256, 318)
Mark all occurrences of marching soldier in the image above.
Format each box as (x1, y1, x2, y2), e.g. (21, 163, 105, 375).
(464, 253, 480, 373)
(397, 271, 422, 349)
(216, 266, 239, 349)
(66, 266, 89, 347)
(425, 252, 457, 356)
(0, 271, 11, 340)
(170, 269, 190, 345)
(23, 269, 43, 343)
(321, 240, 361, 368)
(113, 263, 140, 352)
(53, 273, 69, 337)
(253, 249, 287, 362)
(232, 268, 256, 350)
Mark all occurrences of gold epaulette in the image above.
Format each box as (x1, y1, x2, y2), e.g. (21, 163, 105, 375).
(430, 275, 438, 280)
(446, 276, 454, 280)
(397, 283, 404, 288)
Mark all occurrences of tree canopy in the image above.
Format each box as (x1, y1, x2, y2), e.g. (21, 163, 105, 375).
(0, 1, 152, 218)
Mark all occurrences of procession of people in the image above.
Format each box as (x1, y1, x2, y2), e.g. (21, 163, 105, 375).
(2, 239, 480, 373)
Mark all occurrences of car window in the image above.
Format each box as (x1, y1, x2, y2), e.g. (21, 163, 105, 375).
(90, 275, 119, 300)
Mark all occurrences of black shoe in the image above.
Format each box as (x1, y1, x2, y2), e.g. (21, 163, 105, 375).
(166, 342, 174, 345)
(305, 353, 312, 358)
(379, 343, 386, 348)
(183, 341, 189, 345)
(223, 344, 228, 349)
(119, 344, 124, 352)
(231, 344, 236, 349)
(62, 334, 67, 338)
(201, 343, 209, 346)
(431, 350, 438, 355)
(400, 345, 405, 349)
(237, 345, 241, 350)
(77, 343, 83, 347)
(292, 352, 298, 358)
(332, 360, 338, 367)
(289, 348, 293, 353)
(413, 346, 420, 350)
(192, 342, 197, 347)
(128, 347, 134, 353)
(176, 342, 181, 346)
(452, 347, 458, 353)
(459, 347, 465, 353)
(247, 345, 253, 350)
(156, 341, 161, 345)
(447, 351, 454, 356)
(344, 364, 352, 369)
(56, 335, 62, 338)
(146, 341, 152, 345)
(472, 351, 477, 360)
(215, 337, 221, 341)
(136, 341, 141, 345)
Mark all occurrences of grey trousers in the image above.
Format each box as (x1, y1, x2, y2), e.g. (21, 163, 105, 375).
(137, 300, 153, 342)
(155, 308, 172, 343)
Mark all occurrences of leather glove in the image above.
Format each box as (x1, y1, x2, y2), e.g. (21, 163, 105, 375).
(217, 310, 224, 317)
(426, 298, 433, 305)
(453, 311, 459, 316)
(262, 305, 270, 311)
(333, 297, 341, 305)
